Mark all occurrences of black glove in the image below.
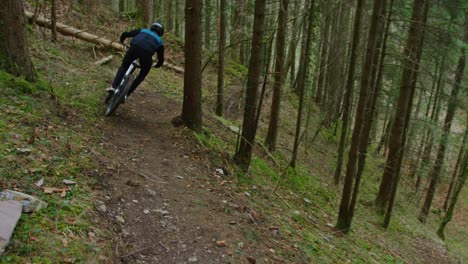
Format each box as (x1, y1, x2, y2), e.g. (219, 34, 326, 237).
(119, 33, 127, 43)
(153, 60, 164, 68)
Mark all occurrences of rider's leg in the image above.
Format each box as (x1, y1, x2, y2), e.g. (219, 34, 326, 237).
(111, 46, 139, 89)
(126, 53, 152, 98)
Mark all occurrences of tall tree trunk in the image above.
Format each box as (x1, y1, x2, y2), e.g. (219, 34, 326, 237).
(265, 0, 288, 152)
(167, 0, 174, 32)
(437, 129, 467, 240)
(443, 129, 467, 210)
(204, 0, 211, 50)
(233, 0, 267, 172)
(315, 11, 331, 105)
(382, 0, 429, 227)
(285, 0, 302, 88)
(419, 41, 466, 223)
(293, 0, 310, 94)
(215, 0, 226, 116)
(51, 0, 57, 43)
(355, 0, 393, 194)
(374, 0, 429, 214)
(0, 0, 36, 81)
(181, 0, 203, 132)
(290, 0, 315, 168)
(335, 0, 386, 233)
(334, 0, 365, 185)
(175, 0, 181, 37)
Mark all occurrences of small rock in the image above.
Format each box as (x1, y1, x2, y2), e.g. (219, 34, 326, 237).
(96, 204, 107, 213)
(246, 257, 256, 264)
(293, 210, 301, 215)
(176, 175, 184, 179)
(115, 216, 125, 224)
(269, 248, 275, 254)
(326, 223, 334, 228)
(147, 189, 157, 196)
(303, 198, 311, 203)
(229, 221, 237, 225)
(132, 200, 139, 203)
(143, 209, 150, 215)
(154, 209, 170, 216)
(188, 256, 198, 262)
(244, 192, 251, 197)
(215, 168, 225, 175)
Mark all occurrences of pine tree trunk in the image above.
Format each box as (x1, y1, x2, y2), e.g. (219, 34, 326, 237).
(181, 0, 203, 132)
(204, 0, 211, 50)
(290, 0, 315, 168)
(264, 0, 288, 152)
(374, 0, 429, 213)
(175, 0, 181, 37)
(0, 0, 36, 81)
(215, 0, 226, 116)
(437, 136, 467, 240)
(335, 0, 387, 233)
(419, 43, 466, 223)
(315, 12, 331, 105)
(233, 0, 267, 172)
(443, 129, 468, 210)
(334, 0, 365, 185)
(167, 0, 173, 32)
(51, 0, 57, 43)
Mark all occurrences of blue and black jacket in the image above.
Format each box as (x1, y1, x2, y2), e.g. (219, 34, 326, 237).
(120, 28, 165, 67)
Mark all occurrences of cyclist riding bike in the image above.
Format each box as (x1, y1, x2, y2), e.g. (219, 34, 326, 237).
(105, 22, 165, 103)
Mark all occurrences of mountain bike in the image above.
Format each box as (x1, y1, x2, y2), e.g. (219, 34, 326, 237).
(104, 59, 140, 116)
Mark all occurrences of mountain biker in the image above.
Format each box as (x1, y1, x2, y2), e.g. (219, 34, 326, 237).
(105, 22, 165, 103)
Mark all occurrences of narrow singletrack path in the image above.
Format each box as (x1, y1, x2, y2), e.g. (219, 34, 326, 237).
(96, 88, 278, 263)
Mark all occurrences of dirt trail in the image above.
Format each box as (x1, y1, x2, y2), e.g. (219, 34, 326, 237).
(96, 88, 278, 264)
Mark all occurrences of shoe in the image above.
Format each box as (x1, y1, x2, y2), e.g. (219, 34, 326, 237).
(105, 87, 116, 93)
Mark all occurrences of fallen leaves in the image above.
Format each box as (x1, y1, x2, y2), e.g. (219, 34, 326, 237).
(216, 240, 227, 247)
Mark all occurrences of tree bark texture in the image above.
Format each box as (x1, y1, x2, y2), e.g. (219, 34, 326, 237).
(335, 0, 386, 233)
(419, 44, 466, 223)
(233, 0, 267, 172)
(0, 0, 35, 81)
(290, 0, 315, 168)
(182, 0, 203, 132)
(334, 0, 365, 185)
(265, 0, 288, 152)
(215, 0, 226, 116)
(381, 0, 429, 227)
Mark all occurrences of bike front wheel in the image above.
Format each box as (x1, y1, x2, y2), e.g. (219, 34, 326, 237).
(105, 74, 134, 116)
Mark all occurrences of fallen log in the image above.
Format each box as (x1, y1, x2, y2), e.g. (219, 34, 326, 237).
(94, 55, 113, 66)
(24, 11, 184, 74)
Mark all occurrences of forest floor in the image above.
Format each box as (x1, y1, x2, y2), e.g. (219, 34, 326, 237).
(94, 89, 290, 263)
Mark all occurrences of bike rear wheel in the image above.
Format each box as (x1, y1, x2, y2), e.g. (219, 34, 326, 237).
(105, 74, 134, 116)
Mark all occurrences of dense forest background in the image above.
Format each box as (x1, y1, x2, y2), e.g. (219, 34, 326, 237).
(0, 0, 466, 263)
